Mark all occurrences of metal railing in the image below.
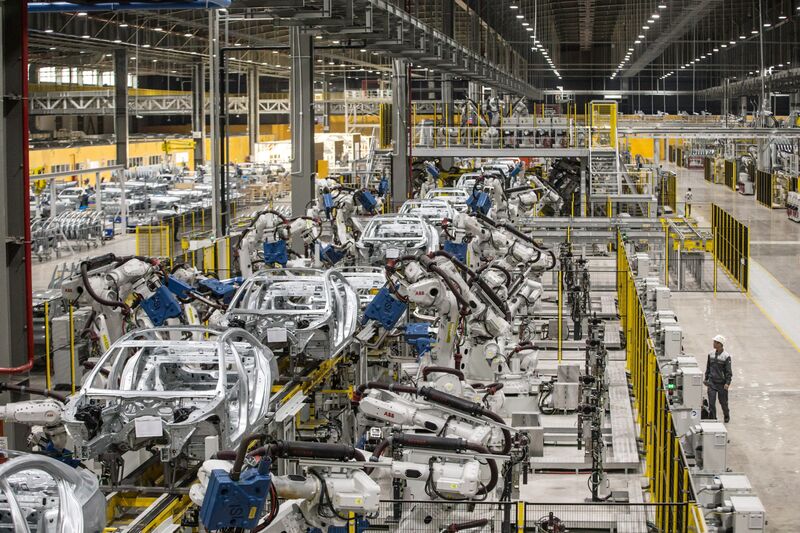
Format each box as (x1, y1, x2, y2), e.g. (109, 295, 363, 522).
(412, 123, 590, 150)
(616, 236, 707, 533)
(339, 500, 703, 532)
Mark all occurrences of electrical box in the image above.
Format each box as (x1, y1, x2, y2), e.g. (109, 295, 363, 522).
(557, 362, 581, 383)
(51, 308, 93, 388)
(634, 253, 650, 279)
(654, 286, 671, 312)
(699, 422, 728, 473)
(679, 367, 704, 409)
(661, 324, 683, 359)
(729, 495, 766, 532)
(552, 382, 580, 411)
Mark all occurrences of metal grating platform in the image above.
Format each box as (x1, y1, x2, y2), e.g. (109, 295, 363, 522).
(604, 323, 621, 349)
(607, 364, 640, 469)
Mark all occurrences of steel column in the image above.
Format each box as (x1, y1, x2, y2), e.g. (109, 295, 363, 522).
(290, 26, 315, 221)
(208, 11, 222, 237)
(391, 58, 409, 208)
(114, 48, 128, 167)
(0, 0, 33, 449)
(441, 0, 454, 146)
(192, 62, 206, 168)
(247, 66, 259, 161)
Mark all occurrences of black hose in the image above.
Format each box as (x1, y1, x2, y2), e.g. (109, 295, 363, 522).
(427, 263, 472, 316)
(370, 434, 498, 495)
(429, 250, 510, 320)
(231, 433, 267, 481)
(0, 383, 67, 403)
(505, 185, 533, 195)
(445, 518, 490, 532)
(422, 366, 465, 381)
(80, 260, 129, 312)
(352, 382, 418, 404)
(354, 383, 511, 455)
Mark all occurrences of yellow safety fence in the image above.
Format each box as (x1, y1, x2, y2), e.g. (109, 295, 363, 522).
(178, 235, 234, 279)
(703, 157, 714, 182)
(711, 204, 749, 292)
(659, 172, 677, 213)
(616, 235, 707, 532)
(723, 160, 736, 191)
(135, 225, 171, 260)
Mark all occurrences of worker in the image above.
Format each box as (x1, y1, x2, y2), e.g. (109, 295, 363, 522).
(704, 334, 732, 423)
(685, 188, 693, 217)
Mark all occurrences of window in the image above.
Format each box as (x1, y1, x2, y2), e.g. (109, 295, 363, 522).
(101, 71, 114, 86)
(39, 67, 57, 83)
(148, 155, 162, 166)
(80, 70, 97, 85)
(50, 164, 71, 173)
(106, 160, 117, 167)
(128, 157, 144, 167)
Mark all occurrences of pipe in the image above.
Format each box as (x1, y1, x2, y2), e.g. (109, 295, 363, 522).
(1, 1, 34, 375)
(28, 0, 230, 13)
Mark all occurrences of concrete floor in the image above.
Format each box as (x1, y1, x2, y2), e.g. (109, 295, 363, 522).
(668, 162, 800, 530)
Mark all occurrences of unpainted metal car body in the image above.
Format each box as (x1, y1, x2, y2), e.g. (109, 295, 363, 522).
(355, 214, 439, 265)
(425, 188, 470, 213)
(0, 451, 105, 533)
(225, 268, 358, 360)
(61, 327, 274, 462)
(399, 199, 456, 226)
(335, 266, 387, 309)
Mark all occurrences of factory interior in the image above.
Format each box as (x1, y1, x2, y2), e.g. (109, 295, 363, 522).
(2, 0, 800, 531)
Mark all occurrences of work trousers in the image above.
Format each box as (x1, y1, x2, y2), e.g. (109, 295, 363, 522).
(707, 384, 729, 420)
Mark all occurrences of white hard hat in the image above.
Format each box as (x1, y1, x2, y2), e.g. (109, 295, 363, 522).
(713, 334, 726, 345)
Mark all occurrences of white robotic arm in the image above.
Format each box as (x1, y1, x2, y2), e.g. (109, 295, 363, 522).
(0, 399, 63, 426)
(358, 392, 493, 447)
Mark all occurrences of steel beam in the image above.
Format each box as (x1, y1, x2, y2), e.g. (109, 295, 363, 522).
(413, 147, 591, 158)
(698, 67, 800, 100)
(391, 58, 409, 209)
(192, 62, 206, 168)
(290, 26, 315, 223)
(623, 0, 723, 78)
(247, 66, 260, 161)
(114, 48, 128, 167)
